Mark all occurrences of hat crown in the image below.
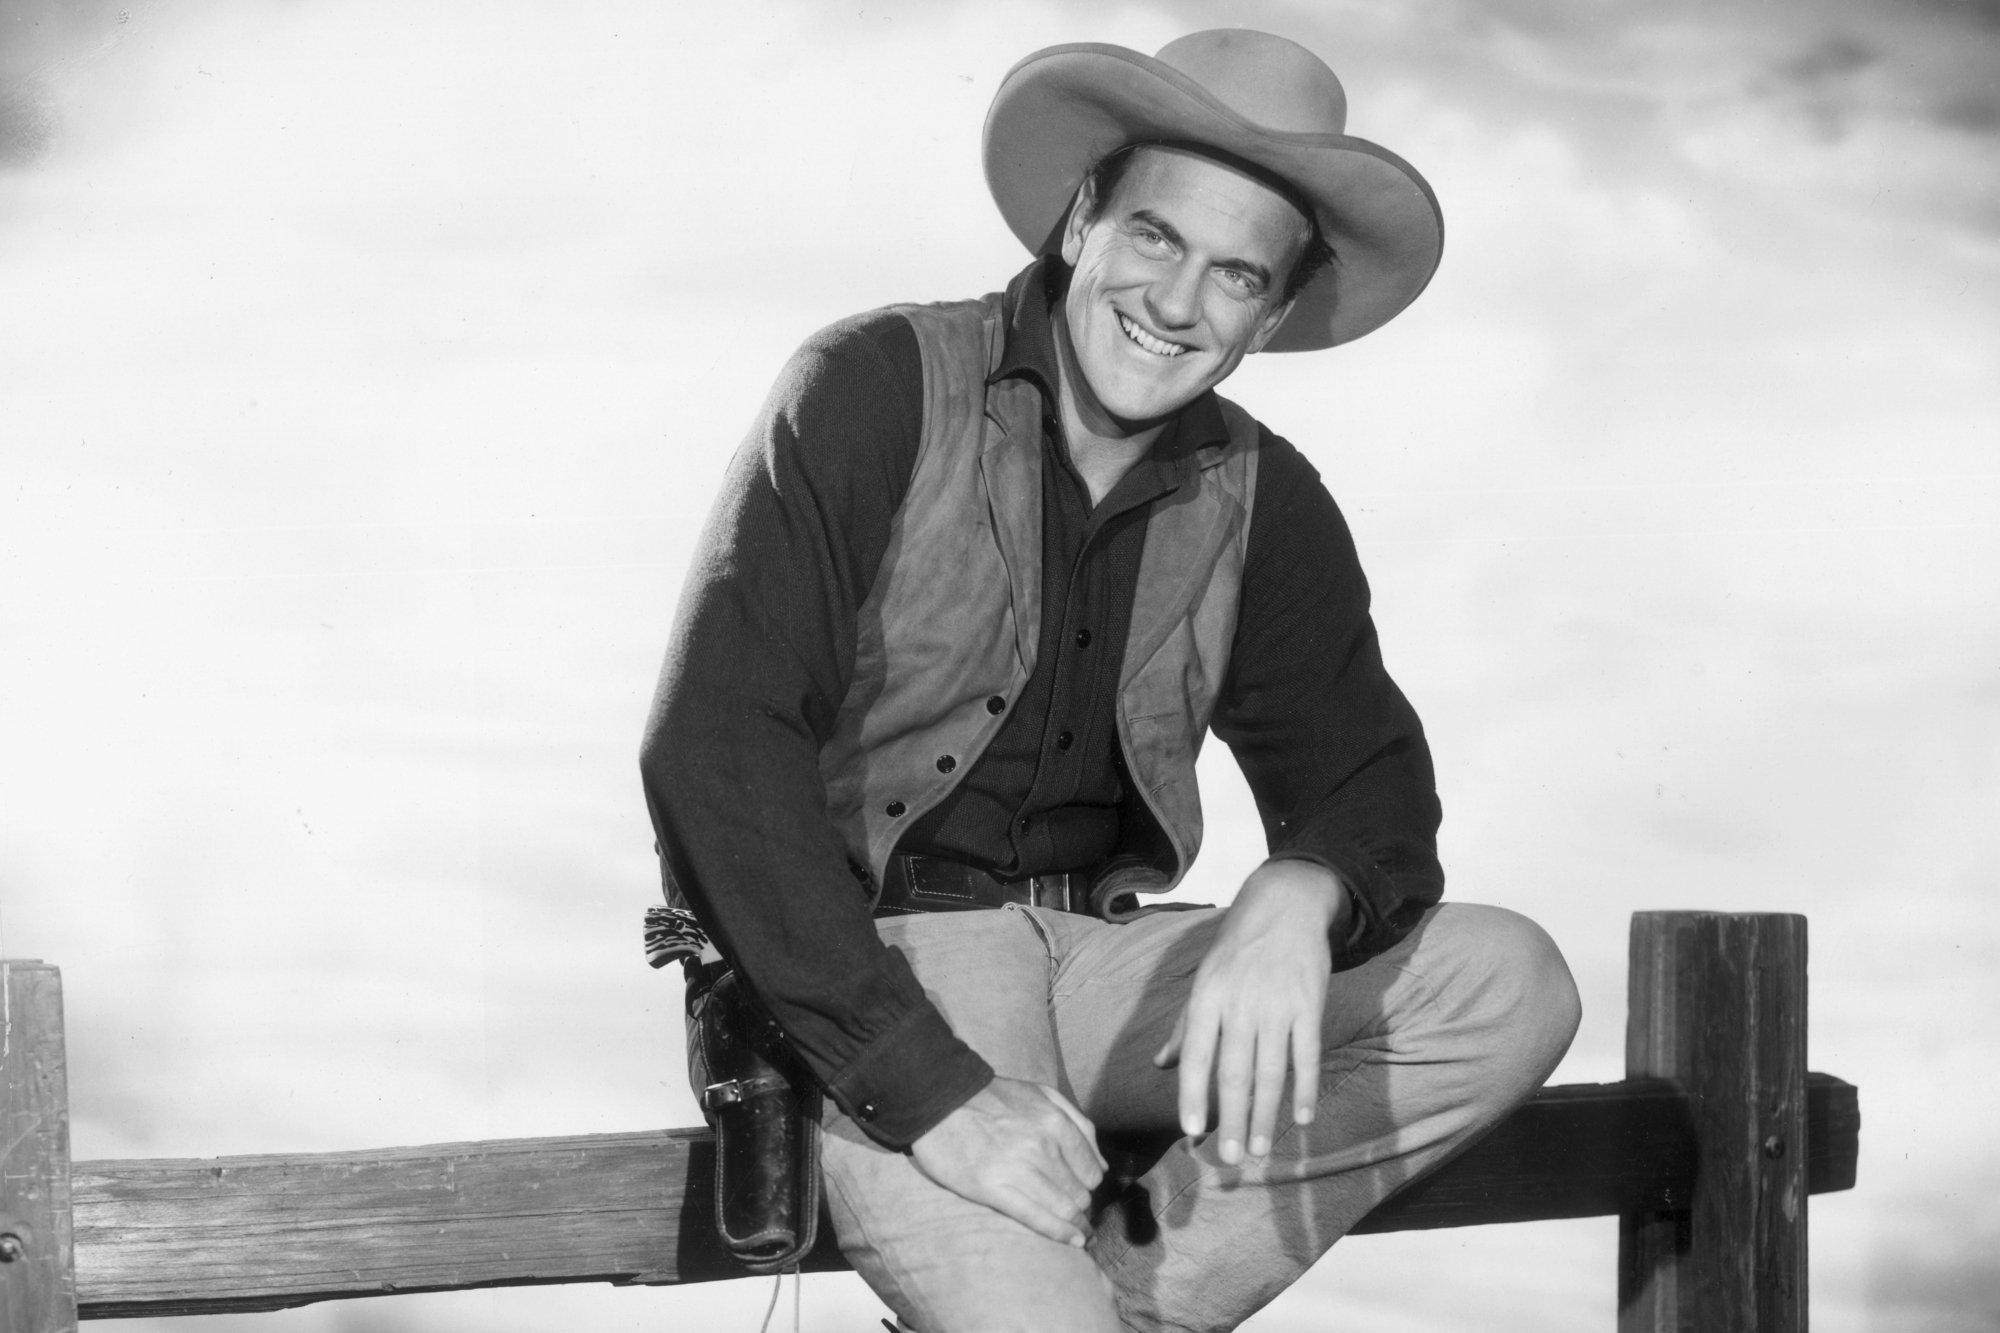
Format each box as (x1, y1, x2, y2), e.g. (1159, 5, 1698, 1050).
(1153, 29, 1348, 136)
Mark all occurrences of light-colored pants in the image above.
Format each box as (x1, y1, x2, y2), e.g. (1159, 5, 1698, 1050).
(820, 901, 1581, 1333)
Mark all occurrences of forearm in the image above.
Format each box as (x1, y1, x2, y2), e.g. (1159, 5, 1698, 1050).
(643, 672, 993, 1145)
(641, 313, 992, 1146)
(1261, 748, 1443, 965)
(1216, 430, 1444, 967)
(1230, 665, 1444, 966)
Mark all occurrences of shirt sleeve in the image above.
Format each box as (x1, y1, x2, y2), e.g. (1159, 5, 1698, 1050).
(640, 312, 995, 1147)
(1210, 428, 1446, 967)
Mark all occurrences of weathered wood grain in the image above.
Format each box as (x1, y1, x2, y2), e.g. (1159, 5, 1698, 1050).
(71, 1074, 1858, 1319)
(0, 961, 78, 1332)
(73, 1130, 802, 1318)
(1353, 1078, 1697, 1233)
(1619, 912, 1809, 1333)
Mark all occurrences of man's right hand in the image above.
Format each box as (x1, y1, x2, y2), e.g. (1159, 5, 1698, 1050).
(907, 1076, 1108, 1248)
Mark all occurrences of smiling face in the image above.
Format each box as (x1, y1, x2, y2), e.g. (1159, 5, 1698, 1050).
(1056, 145, 1310, 436)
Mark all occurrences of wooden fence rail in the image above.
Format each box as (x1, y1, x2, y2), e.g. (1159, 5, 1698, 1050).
(2, 912, 1859, 1331)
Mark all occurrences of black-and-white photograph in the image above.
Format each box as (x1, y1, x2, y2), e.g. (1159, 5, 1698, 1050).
(3, 2, 1994, 1330)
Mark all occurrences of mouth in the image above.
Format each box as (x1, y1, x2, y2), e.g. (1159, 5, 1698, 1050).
(1117, 312, 1191, 359)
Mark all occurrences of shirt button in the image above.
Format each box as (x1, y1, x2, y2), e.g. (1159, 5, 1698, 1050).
(936, 754, 956, 773)
(856, 1101, 878, 1122)
(1056, 730, 1074, 751)
(1018, 816, 1031, 832)
(1075, 628, 1093, 648)
(885, 801, 906, 817)
(986, 695, 1007, 715)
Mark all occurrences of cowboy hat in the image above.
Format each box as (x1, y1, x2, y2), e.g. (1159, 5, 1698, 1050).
(983, 29, 1443, 351)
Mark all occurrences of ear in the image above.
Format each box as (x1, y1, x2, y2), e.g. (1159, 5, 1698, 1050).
(1059, 177, 1098, 266)
(1247, 298, 1296, 355)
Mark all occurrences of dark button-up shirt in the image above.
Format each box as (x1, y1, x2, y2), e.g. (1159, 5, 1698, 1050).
(905, 266, 1223, 876)
(642, 260, 1443, 1148)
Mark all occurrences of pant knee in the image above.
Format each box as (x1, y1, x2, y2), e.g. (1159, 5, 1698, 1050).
(1486, 907, 1580, 1076)
(1417, 903, 1582, 1081)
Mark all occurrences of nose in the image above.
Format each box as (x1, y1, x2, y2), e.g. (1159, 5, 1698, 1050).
(1145, 258, 1202, 331)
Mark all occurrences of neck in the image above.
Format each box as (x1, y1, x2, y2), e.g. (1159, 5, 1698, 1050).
(1051, 307, 1168, 506)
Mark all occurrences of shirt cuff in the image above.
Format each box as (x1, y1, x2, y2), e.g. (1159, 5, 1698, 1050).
(824, 996, 995, 1149)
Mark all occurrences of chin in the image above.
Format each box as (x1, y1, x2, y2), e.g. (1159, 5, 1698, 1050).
(1084, 352, 1209, 426)
(1105, 389, 1192, 425)
(1104, 373, 1210, 426)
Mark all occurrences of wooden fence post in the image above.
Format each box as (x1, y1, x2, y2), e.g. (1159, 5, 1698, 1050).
(1619, 913, 1808, 1333)
(1, 960, 78, 1333)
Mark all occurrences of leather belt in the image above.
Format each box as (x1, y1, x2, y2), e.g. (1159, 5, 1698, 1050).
(875, 852, 1086, 917)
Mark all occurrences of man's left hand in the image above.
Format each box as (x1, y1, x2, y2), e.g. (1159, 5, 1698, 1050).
(1153, 859, 1349, 1165)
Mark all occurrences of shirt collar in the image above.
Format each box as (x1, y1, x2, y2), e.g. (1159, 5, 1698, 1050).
(989, 257, 1229, 465)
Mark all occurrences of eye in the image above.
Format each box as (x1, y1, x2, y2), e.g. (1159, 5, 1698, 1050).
(1131, 225, 1171, 255)
(1215, 268, 1261, 296)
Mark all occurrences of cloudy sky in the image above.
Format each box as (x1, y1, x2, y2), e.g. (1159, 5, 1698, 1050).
(3, 1, 1996, 1329)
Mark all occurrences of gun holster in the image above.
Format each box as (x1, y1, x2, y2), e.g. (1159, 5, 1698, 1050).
(691, 967, 822, 1272)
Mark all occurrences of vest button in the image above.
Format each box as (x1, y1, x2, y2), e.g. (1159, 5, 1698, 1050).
(856, 1101, 879, 1122)
(885, 801, 906, 817)
(936, 755, 956, 774)
(986, 695, 1007, 715)
(1075, 628, 1093, 648)
(1056, 730, 1073, 752)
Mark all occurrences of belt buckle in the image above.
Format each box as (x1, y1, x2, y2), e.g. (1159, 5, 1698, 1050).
(1029, 873, 1071, 913)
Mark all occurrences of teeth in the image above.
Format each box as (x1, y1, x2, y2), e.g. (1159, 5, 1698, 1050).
(1118, 313, 1187, 358)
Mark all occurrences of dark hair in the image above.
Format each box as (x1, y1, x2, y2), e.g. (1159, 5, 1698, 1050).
(1078, 142, 1337, 305)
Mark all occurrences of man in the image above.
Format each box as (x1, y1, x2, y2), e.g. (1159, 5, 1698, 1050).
(642, 29, 1581, 1332)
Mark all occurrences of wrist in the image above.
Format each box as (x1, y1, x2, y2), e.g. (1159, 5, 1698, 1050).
(1245, 858, 1350, 936)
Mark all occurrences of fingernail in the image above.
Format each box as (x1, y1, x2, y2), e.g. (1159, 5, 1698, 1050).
(1070, 1234, 1086, 1249)
(1220, 1139, 1242, 1164)
(1249, 1135, 1270, 1156)
(1182, 1115, 1203, 1138)
(1295, 1105, 1315, 1126)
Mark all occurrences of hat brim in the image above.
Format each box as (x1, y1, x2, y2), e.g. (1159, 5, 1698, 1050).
(983, 43, 1444, 351)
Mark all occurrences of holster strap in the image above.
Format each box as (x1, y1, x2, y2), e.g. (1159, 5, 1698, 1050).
(704, 1072, 795, 1111)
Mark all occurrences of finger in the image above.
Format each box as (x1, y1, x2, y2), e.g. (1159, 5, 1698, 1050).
(1153, 1010, 1186, 1069)
(1036, 1113, 1106, 1196)
(1212, 1017, 1256, 1166)
(959, 1122, 1091, 1223)
(1018, 1157, 1093, 1227)
(1040, 1080, 1120, 1176)
(1038, 1085, 1108, 1175)
(1036, 1159, 1097, 1222)
(993, 1182, 1089, 1249)
(1053, 1124, 1107, 1193)
(1290, 1014, 1322, 1127)
(1175, 1001, 1221, 1141)
(1247, 1018, 1290, 1157)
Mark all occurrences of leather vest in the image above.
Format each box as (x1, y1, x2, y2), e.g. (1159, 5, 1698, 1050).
(816, 291, 1261, 909)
